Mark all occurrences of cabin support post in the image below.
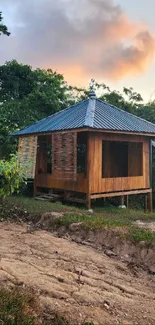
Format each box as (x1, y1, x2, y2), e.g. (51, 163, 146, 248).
(33, 180, 37, 197)
(126, 195, 129, 209)
(144, 193, 148, 213)
(64, 190, 67, 200)
(86, 132, 92, 210)
(148, 191, 153, 213)
(86, 195, 91, 210)
(120, 195, 125, 206)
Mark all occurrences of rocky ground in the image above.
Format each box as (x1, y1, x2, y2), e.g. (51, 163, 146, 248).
(0, 222, 155, 325)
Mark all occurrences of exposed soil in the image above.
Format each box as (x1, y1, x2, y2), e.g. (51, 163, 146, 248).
(0, 222, 155, 325)
(37, 212, 155, 270)
(56, 224, 155, 271)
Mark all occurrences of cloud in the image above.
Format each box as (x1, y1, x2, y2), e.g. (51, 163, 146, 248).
(0, 0, 155, 84)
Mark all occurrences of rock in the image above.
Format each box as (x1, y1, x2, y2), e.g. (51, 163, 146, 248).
(104, 302, 110, 310)
(69, 222, 83, 232)
(148, 264, 155, 275)
(118, 205, 126, 209)
(133, 220, 155, 233)
(104, 249, 117, 258)
(88, 209, 93, 214)
(43, 212, 64, 219)
(121, 254, 129, 261)
(37, 212, 64, 228)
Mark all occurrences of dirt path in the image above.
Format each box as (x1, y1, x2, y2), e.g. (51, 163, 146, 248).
(0, 222, 155, 325)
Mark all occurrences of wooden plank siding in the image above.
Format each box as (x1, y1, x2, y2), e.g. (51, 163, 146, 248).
(36, 173, 87, 193)
(89, 133, 150, 194)
(35, 131, 150, 195)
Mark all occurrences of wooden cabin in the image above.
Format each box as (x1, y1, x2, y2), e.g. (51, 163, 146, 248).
(13, 90, 155, 211)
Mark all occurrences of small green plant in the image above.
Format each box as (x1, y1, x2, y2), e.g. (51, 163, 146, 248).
(0, 288, 36, 325)
(129, 228, 155, 243)
(0, 154, 28, 200)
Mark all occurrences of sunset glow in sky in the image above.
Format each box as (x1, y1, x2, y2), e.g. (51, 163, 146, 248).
(1, 0, 155, 101)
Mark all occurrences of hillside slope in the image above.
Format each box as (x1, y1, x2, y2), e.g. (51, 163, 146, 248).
(0, 222, 155, 324)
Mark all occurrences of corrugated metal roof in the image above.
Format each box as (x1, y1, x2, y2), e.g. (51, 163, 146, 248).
(13, 95, 155, 136)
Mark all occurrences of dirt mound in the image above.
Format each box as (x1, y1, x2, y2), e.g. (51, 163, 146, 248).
(37, 212, 64, 229)
(0, 222, 155, 324)
(134, 220, 155, 233)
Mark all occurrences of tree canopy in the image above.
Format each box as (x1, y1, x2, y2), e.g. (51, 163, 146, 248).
(1, 58, 155, 204)
(1, 59, 155, 160)
(0, 12, 10, 36)
(0, 60, 76, 158)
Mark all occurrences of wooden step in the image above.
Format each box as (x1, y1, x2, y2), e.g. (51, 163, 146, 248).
(35, 193, 64, 202)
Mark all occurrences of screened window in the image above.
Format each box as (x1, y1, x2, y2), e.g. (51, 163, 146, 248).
(102, 141, 143, 178)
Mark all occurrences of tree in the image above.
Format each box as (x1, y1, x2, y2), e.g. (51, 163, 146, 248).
(0, 60, 36, 101)
(0, 61, 74, 158)
(0, 12, 10, 36)
(94, 82, 143, 113)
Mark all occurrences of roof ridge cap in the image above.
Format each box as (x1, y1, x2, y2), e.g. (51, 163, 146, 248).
(84, 97, 96, 127)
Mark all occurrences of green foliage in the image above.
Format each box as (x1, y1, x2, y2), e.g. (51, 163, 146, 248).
(0, 288, 36, 325)
(0, 154, 27, 200)
(129, 228, 155, 243)
(7, 196, 79, 214)
(5, 196, 155, 244)
(49, 211, 155, 243)
(1, 59, 155, 208)
(1, 60, 155, 161)
(0, 12, 10, 36)
(0, 61, 75, 159)
(95, 82, 144, 113)
(54, 213, 128, 230)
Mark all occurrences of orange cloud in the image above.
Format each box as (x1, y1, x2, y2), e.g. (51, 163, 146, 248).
(102, 31, 155, 79)
(1, 0, 155, 84)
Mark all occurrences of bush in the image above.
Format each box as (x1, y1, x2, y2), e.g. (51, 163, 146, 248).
(0, 154, 27, 200)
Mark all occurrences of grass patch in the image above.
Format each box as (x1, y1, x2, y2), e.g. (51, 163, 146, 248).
(55, 210, 155, 243)
(2, 195, 155, 244)
(129, 228, 155, 243)
(0, 288, 36, 325)
(95, 206, 155, 222)
(5, 196, 155, 224)
(7, 196, 79, 214)
(0, 288, 95, 325)
(55, 213, 130, 230)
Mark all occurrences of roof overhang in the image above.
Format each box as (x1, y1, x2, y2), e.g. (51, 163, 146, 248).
(12, 127, 155, 138)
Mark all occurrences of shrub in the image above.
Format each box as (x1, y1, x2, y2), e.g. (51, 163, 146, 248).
(0, 154, 27, 200)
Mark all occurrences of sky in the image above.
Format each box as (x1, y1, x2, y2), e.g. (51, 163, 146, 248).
(1, 0, 155, 101)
